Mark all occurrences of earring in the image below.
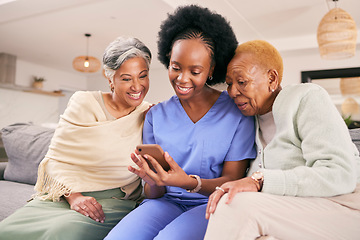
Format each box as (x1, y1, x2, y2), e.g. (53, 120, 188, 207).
(271, 89, 275, 93)
(208, 76, 213, 81)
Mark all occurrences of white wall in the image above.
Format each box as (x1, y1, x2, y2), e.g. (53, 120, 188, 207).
(86, 47, 360, 94)
(145, 68, 174, 104)
(87, 67, 174, 104)
(281, 47, 360, 86)
(86, 74, 109, 93)
(77, 45, 360, 107)
(15, 60, 87, 92)
(0, 59, 87, 129)
(0, 88, 60, 127)
(1, 47, 359, 130)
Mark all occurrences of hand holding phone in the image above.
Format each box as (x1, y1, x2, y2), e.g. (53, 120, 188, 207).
(136, 144, 170, 171)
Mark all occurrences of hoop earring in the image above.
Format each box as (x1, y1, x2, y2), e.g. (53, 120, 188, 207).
(208, 76, 213, 81)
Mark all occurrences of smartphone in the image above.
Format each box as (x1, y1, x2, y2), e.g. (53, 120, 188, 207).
(136, 144, 170, 171)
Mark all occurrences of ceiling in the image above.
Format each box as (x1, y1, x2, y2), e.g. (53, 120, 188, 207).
(0, 0, 359, 78)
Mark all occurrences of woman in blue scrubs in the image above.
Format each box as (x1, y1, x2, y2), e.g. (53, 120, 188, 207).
(105, 5, 257, 240)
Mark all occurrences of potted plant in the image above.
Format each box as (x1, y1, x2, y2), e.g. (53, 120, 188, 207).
(32, 76, 45, 89)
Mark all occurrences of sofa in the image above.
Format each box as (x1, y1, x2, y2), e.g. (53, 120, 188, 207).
(0, 123, 55, 221)
(1, 122, 360, 223)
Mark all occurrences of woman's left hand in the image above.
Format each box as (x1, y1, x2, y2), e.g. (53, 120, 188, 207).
(65, 193, 105, 223)
(205, 177, 258, 219)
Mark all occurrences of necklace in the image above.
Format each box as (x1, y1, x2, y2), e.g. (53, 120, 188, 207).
(105, 92, 137, 118)
(108, 101, 136, 118)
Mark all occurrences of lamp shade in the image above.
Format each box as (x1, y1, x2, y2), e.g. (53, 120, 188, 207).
(341, 97, 359, 115)
(72, 56, 101, 73)
(317, 7, 357, 60)
(72, 33, 101, 73)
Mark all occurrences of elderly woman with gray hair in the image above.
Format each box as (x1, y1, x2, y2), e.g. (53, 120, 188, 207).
(0, 36, 152, 240)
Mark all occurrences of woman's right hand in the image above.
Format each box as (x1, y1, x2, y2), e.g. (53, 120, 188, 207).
(65, 192, 105, 223)
(130, 151, 194, 187)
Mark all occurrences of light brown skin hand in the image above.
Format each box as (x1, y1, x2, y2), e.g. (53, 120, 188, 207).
(205, 177, 259, 220)
(65, 192, 105, 223)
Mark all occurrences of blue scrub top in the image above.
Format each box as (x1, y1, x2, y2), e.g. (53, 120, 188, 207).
(143, 91, 256, 204)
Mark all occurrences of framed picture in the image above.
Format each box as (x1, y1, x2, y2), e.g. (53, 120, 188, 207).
(301, 67, 360, 128)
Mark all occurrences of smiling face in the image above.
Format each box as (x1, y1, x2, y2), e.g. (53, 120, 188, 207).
(168, 39, 213, 101)
(226, 52, 277, 116)
(111, 57, 149, 109)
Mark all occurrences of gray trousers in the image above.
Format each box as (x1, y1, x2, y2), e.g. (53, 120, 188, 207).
(205, 184, 360, 240)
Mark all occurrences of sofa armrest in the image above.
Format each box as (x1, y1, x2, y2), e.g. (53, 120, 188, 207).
(0, 162, 7, 180)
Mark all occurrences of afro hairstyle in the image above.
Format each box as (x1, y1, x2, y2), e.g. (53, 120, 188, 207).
(157, 5, 238, 85)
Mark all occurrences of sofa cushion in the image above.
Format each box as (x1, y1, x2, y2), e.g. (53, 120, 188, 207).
(1, 123, 54, 185)
(0, 162, 6, 180)
(349, 128, 360, 152)
(0, 180, 35, 221)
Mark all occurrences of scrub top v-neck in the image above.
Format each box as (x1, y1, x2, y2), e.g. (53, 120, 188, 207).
(143, 91, 256, 203)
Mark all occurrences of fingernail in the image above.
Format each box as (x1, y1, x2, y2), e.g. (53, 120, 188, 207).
(165, 152, 169, 158)
(96, 219, 99, 222)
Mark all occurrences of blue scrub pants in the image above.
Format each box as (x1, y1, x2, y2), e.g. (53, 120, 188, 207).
(105, 196, 208, 240)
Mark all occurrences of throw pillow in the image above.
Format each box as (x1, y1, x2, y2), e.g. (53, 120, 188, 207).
(1, 123, 54, 185)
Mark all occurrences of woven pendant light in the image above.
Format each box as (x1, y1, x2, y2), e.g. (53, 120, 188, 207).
(317, 0, 357, 60)
(72, 33, 101, 73)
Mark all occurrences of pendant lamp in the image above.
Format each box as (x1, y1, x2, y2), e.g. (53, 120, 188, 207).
(341, 97, 359, 115)
(317, 0, 357, 60)
(72, 33, 101, 73)
(340, 77, 360, 118)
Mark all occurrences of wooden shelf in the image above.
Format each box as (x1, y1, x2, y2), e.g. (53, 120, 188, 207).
(23, 89, 64, 96)
(0, 83, 64, 96)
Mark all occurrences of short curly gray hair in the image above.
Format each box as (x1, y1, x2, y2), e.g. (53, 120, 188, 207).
(103, 36, 152, 81)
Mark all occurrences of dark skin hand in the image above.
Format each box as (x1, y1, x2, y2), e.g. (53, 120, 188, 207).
(65, 192, 105, 223)
(129, 150, 250, 199)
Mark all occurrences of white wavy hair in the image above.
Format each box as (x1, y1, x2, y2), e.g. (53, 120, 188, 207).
(103, 36, 152, 82)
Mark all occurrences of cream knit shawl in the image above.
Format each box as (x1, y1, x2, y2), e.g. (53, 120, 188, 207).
(34, 91, 150, 201)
